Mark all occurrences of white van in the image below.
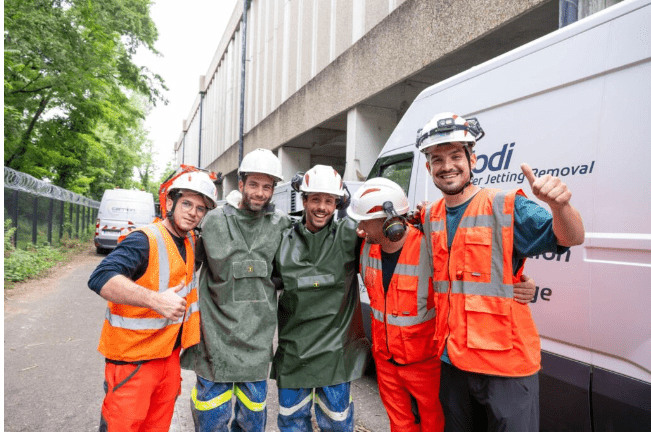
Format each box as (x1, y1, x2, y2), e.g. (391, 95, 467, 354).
(94, 189, 155, 254)
(364, 0, 651, 430)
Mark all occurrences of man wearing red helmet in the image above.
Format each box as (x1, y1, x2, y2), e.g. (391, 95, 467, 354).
(88, 171, 217, 431)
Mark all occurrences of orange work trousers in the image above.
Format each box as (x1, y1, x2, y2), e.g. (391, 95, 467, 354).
(374, 354, 445, 432)
(100, 347, 181, 432)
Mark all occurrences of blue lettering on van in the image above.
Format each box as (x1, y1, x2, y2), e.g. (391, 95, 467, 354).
(530, 286, 552, 303)
(532, 249, 571, 263)
(473, 143, 515, 174)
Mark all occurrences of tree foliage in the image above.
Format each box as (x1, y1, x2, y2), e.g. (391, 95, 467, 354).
(4, 0, 168, 200)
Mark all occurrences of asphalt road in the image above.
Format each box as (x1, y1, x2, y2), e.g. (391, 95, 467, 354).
(4, 247, 390, 432)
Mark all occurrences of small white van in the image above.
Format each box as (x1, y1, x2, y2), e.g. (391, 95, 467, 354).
(364, 0, 650, 430)
(94, 189, 155, 254)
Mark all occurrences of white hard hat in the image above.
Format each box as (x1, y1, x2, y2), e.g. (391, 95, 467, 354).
(169, 171, 217, 209)
(347, 177, 409, 221)
(299, 165, 345, 197)
(238, 148, 283, 182)
(416, 112, 485, 154)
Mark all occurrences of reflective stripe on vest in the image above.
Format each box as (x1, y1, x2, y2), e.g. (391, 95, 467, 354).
(361, 231, 435, 327)
(425, 190, 513, 298)
(98, 222, 199, 361)
(424, 188, 540, 377)
(360, 227, 437, 364)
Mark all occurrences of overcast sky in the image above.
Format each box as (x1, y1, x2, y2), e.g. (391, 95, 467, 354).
(134, 0, 239, 176)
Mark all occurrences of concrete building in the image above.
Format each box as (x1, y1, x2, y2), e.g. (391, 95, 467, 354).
(173, 0, 621, 199)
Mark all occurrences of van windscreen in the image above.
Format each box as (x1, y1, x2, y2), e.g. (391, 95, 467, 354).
(368, 151, 413, 196)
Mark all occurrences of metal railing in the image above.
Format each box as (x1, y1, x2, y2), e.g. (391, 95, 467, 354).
(4, 167, 100, 248)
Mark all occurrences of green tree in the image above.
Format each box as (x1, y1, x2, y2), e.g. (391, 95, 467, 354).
(4, 0, 167, 196)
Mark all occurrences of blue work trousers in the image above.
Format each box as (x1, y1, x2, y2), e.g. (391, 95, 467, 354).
(277, 382, 353, 432)
(191, 376, 267, 432)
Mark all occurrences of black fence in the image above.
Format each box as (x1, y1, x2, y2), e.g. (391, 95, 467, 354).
(4, 167, 100, 249)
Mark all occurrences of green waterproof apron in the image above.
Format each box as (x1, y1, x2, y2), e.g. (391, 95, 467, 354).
(181, 203, 291, 382)
(270, 216, 370, 388)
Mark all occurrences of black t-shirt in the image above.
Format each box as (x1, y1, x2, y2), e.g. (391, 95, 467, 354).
(381, 248, 403, 293)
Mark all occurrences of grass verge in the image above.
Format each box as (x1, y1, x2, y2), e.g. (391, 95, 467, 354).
(4, 219, 94, 289)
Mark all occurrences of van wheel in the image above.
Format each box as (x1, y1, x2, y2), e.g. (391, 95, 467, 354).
(96, 247, 107, 255)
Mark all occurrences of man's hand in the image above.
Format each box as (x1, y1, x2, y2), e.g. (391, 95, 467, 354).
(514, 274, 535, 304)
(521, 163, 585, 246)
(154, 281, 187, 321)
(356, 227, 367, 239)
(521, 163, 572, 210)
(415, 201, 430, 213)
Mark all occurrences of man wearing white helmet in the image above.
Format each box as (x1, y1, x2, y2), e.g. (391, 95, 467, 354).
(88, 171, 217, 431)
(181, 148, 292, 432)
(417, 112, 585, 431)
(350, 177, 445, 432)
(350, 177, 537, 432)
(271, 165, 369, 431)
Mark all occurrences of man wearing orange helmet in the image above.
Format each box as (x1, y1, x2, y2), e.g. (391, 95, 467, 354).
(88, 171, 217, 431)
(417, 112, 584, 431)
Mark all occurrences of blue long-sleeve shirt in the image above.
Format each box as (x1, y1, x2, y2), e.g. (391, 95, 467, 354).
(88, 230, 186, 295)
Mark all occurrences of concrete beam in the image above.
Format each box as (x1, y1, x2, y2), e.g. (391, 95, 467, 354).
(213, 0, 557, 178)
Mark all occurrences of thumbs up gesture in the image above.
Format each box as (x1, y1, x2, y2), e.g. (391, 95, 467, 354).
(520, 163, 572, 209)
(155, 280, 187, 321)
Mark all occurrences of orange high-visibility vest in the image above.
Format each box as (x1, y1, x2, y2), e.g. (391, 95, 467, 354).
(98, 222, 200, 362)
(423, 188, 540, 377)
(360, 225, 437, 365)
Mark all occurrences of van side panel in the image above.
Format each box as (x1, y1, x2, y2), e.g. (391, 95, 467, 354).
(592, 367, 651, 431)
(539, 352, 591, 431)
(372, 1, 651, 430)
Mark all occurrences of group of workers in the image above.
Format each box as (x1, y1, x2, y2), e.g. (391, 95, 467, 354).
(88, 111, 584, 432)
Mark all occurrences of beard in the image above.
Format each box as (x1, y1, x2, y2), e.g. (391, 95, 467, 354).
(241, 191, 270, 212)
(433, 173, 472, 196)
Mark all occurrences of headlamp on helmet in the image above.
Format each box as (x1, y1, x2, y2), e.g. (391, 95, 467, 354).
(416, 112, 485, 154)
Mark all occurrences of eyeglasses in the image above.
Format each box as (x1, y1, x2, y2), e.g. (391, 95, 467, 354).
(179, 200, 207, 216)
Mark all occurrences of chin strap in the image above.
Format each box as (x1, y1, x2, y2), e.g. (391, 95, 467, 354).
(446, 144, 474, 196)
(448, 179, 472, 196)
(165, 197, 190, 239)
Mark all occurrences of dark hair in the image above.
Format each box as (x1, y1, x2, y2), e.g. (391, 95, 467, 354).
(240, 172, 278, 187)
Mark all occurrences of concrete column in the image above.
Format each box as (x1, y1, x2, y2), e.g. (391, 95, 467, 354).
(352, 0, 365, 44)
(329, 0, 337, 62)
(295, 0, 304, 91)
(278, 146, 311, 182)
(281, 0, 291, 102)
(345, 105, 397, 181)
